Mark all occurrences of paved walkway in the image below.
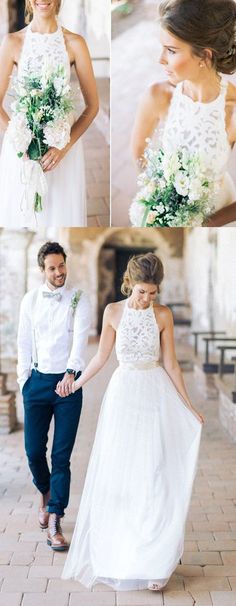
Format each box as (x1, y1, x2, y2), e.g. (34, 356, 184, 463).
(0, 341, 236, 606)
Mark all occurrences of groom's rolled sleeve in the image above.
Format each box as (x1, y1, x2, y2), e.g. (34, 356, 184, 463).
(17, 294, 32, 392)
(67, 292, 92, 372)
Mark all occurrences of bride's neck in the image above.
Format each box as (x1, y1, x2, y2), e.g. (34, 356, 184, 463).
(30, 15, 58, 34)
(183, 70, 221, 103)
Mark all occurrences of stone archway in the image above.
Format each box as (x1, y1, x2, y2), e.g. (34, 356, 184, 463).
(96, 229, 167, 333)
(59, 227, 186, 335)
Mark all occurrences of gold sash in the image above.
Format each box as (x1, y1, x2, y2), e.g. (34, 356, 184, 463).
(119, 360, 160, 371)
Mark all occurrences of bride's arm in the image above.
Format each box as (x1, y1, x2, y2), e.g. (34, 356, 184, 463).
(158, 306, 204, 423)
(66, 35, 99, 147)
(203, 202, 236, 226)
(42, 34, 99, 172)
(131, 82, 172, 168)
(0, 35, 16, 131)
(56, 305, 116, 397)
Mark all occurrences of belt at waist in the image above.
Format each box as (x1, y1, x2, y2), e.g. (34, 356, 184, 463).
(118, 360, 160, 371)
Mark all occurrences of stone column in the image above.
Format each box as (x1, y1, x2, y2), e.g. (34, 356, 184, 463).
(0, 229, 36, 429)
(0, 373, 17, 434)
(0, 230, 36, 380)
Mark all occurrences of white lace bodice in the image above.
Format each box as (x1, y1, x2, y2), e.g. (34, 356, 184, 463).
(162, 79, 230, 180)
(18, 22, 70, 82)
(116, 300, 160, 363)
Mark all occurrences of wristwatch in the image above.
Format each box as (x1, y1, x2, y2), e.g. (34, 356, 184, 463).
(66, 368, 76, 376)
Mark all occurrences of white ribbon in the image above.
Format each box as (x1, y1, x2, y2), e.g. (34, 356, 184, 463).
(20, 159, 48, 215)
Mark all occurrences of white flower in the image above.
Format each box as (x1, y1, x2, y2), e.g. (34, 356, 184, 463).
(188, 178, 205, 201)
(43, 118, 71, 150)
(7, 114, 32, 154)
(30, 89, 40, 97)
(41, 63, 53, 89)
(147, 181, 156, 194)
(155, 204, 165, 213)
(158, 178, 166, 190)
(129, 200, 145, 226)
(163, 152, 180, 181)
(17, 84, 27, 97)
(54, 76, 65, 96)
(174, 171, 190, 196)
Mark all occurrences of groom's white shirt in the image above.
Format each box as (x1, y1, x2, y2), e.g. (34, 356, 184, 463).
(17, 282, 92, 391)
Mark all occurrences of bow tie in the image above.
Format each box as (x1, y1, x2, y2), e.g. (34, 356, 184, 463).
(42, 291, 62, 302)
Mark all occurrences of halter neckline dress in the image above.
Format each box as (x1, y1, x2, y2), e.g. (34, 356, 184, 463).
(162, 78, 236, 213)
(0, 22, 86, 228)
(62, 300, 202, 591)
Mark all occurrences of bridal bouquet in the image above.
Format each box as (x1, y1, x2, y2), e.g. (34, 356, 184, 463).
(129, 148, 215, 227)
(8, 65, 74, 213)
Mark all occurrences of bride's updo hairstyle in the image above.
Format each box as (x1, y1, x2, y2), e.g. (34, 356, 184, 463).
(121, 253, 164, 296)
(159, 0, 236, 74)
(25, 0, 62, 24)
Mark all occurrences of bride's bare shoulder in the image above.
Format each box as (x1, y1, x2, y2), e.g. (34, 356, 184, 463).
(1, 28, 26, 48)
(105, 301, 125, 314)
(227, 81, 236, 99)
(103, 301, 125, 329)
(153, 304, 173, 326)
(0, 29, 26, 61)
(145, 81, 175, 117)
(62, 29, 87, 47)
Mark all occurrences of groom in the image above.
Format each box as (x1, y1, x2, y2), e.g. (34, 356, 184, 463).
(17, 241, 91, 551)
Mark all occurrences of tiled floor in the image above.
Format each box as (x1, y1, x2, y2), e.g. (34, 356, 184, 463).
(0, 341, 236, 605)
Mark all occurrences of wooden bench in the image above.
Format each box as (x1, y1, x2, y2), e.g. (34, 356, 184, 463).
(192, 331, 226, 356)
(231, 356, 236, 403)
(202, 337, 236, 374)
(217, 346, 236, 378)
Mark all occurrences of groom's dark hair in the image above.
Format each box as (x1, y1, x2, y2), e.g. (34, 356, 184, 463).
(38, 242, 67, 270)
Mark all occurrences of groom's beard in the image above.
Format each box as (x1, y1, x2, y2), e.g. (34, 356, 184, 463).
(46, 274, 67, 289)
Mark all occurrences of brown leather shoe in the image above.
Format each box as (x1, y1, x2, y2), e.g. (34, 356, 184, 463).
(39, 507, 50, 529)
(38, 491, 50, 529)
(47, 514, 69, 551)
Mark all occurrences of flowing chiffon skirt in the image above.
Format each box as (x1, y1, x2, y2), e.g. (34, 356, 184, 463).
(62, 365, 202, 590)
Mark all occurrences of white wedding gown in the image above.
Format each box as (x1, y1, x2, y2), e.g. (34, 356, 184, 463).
(62, 300, 202, 591)
(0, 23, 86, 228)
(162, 79, 236, 213)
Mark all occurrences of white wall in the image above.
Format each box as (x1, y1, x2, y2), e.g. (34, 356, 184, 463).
(184, 228, 236, 340)
(60, 0, 110, 77)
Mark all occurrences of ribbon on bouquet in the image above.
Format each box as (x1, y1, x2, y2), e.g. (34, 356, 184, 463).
(20, 159, 48, 216)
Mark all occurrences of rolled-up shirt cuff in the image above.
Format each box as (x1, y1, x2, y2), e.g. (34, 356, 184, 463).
(66, 359, 84, 373)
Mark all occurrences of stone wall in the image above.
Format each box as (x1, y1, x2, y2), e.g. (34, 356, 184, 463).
(184, 227, 236, 351)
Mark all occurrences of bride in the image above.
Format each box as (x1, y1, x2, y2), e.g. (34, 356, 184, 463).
(0, 0, 99, 228)
(131, 0, 236, 227)
(57, 252, 203, 592)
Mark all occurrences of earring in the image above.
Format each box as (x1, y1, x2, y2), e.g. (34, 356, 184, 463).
(199, 62, 204, 68)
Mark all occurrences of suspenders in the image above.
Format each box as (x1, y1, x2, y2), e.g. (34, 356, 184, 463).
(30, 288, 83, 370)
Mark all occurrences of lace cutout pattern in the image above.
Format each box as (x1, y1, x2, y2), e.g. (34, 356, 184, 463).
(18, 25, 70, 82)
(162, 81, 230, 179)
(116, 302, 160, 363)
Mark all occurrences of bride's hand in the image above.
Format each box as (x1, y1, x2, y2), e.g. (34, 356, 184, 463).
(40, 146, 69, 172)
(192, 409, 205, 424)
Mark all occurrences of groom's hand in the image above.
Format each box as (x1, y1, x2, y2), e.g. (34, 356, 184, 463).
(56, 373, 75, 398)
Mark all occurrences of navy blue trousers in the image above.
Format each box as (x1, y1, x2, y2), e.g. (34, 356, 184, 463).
(23, 369, 82, 517)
